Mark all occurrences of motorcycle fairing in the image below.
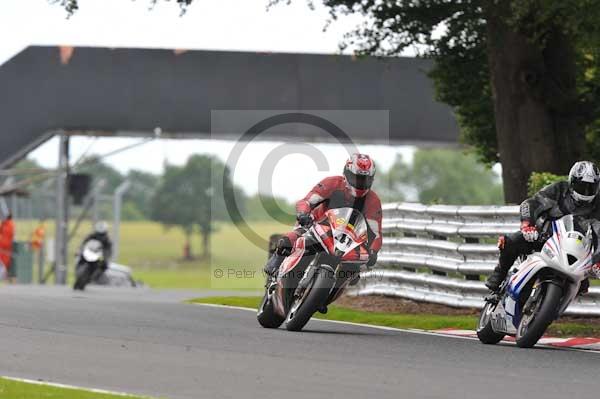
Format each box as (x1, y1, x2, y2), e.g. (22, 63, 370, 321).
(502, 256, 544, 328)
(271, 207, 371, 318)
(279, 237, 306, 277)
(507, 257, 545, 300)
(326, 210, 368, 245)
(312, 222, 335, 255)
(497, 216, 592, 330)
(311, 219, 369, 262)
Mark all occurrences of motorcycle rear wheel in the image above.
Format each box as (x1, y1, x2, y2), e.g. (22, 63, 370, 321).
(516, 283, 562, 348)
(476, 301, 505, 344)
(285, 266, 335, 332)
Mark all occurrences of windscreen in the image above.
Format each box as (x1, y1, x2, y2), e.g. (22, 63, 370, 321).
(326, 207, 368, 243)
(560, 214, 575, 233)
(84, 239, 103, 252)
(559, 214, 588, 235)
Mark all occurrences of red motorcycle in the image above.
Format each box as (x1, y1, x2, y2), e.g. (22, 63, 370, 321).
(257, 207, 371, 331)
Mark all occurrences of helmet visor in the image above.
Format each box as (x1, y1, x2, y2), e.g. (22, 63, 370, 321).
(344, 169, 374, 190)
(572, 180, 599, 197)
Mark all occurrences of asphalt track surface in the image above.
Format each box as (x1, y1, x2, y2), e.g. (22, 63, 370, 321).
(1, 285, 599, 399)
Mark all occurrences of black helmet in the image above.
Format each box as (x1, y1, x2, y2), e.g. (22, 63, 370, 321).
(568, 161, 600, 203)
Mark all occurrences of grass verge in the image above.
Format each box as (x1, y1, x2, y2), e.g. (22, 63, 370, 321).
(189, 296, 477, 331)
(189, 296, 600, 337)
(0, 377, 151, 399)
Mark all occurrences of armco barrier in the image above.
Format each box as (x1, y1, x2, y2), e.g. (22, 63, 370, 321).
(351, 202, 600, 316)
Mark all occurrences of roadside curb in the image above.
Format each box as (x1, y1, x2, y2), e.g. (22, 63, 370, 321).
(433, 328, 600, 351)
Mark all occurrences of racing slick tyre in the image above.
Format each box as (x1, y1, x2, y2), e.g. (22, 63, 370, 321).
(257, 290, 285, 329)
(285, 265, 335, 332)
(516, 283, 563, 348)
(73, 263, 92, 291)
(476, 301, 505, 344)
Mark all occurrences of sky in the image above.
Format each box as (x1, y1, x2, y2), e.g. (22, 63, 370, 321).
(29, 137, 414, 203)
(1, 0, 426, 202)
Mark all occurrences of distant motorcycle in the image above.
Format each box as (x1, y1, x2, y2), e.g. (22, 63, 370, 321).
(477, 215, 592, 348)
(257, 207, 371, 331)
(95, 263, 138, 288)
(73, 239, 106, 290)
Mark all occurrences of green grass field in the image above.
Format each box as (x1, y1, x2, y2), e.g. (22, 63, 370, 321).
(16, 219, 285, 290)
(119, 221, 283, 289)
(190, 296, 600, 337)
(0, 377, 150, 399)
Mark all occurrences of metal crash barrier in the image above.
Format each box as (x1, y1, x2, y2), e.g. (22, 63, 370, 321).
(351, 202, 600, 316)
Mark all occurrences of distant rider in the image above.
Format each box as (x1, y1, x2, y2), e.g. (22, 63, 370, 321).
(81, 221, 113, 271)
(264, 153, 383, 277)
(486, 161, 600, 293)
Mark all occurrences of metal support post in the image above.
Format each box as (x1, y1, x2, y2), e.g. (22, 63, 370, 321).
(112, 180, 130, 262)
(54, 135, 70, 285)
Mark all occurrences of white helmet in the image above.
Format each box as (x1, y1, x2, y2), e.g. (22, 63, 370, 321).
(568, 161, 600, 203)
(95, 221, 108, 234)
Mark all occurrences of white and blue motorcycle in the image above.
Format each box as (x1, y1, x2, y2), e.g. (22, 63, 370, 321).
(477, 215, 594, 348)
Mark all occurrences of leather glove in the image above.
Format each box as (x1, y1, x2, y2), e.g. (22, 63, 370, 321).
(521, 220, 539, 242)
(297, 212, 313, 228)
(366, 250, 378, 267)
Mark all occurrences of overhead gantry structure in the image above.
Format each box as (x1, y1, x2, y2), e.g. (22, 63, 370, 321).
(0, 45, 459, 284)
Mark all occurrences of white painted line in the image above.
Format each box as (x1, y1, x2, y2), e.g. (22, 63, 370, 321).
(196, 302, 257, 313)
(192, 302, 600, 354)
(538, 337, 571, 345)
(193, 302, 485, 341)
(2, 376, 149, 398)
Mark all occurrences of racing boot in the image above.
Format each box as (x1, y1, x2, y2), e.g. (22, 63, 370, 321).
(485, 235, 516, 292)
(264, 254, 285, 277)
(263, 236, 293, 277)
(485, 263, 509, 292)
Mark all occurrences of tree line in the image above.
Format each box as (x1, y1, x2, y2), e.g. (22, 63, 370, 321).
(16, 155, 294, 260)
(16, 148, 503, 260)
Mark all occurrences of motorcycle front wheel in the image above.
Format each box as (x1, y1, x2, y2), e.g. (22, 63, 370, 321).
(476, 301, 505, 344)
(516, 283, 562, 348)
(257, 285, 285, 329)
(73, 263, 92, 291)
(284, 265, 335, 332)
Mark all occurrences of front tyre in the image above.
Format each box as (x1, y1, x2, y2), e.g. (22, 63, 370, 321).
(257, 288, 284, 329)
(476, 301, 505, 344)
(73, 263, 91, 291)
(285, 266, 335, 332)
(516, 283, 563, 348)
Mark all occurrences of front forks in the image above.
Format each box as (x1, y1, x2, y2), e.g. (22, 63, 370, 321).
(522, 280, 543, 315)
(484, 292, 501, 306)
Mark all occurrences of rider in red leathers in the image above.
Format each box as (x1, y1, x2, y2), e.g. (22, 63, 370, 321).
(265, 153, 382, 276)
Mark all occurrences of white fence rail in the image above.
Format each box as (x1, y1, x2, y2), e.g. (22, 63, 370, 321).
(352, 202, 600, 316)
